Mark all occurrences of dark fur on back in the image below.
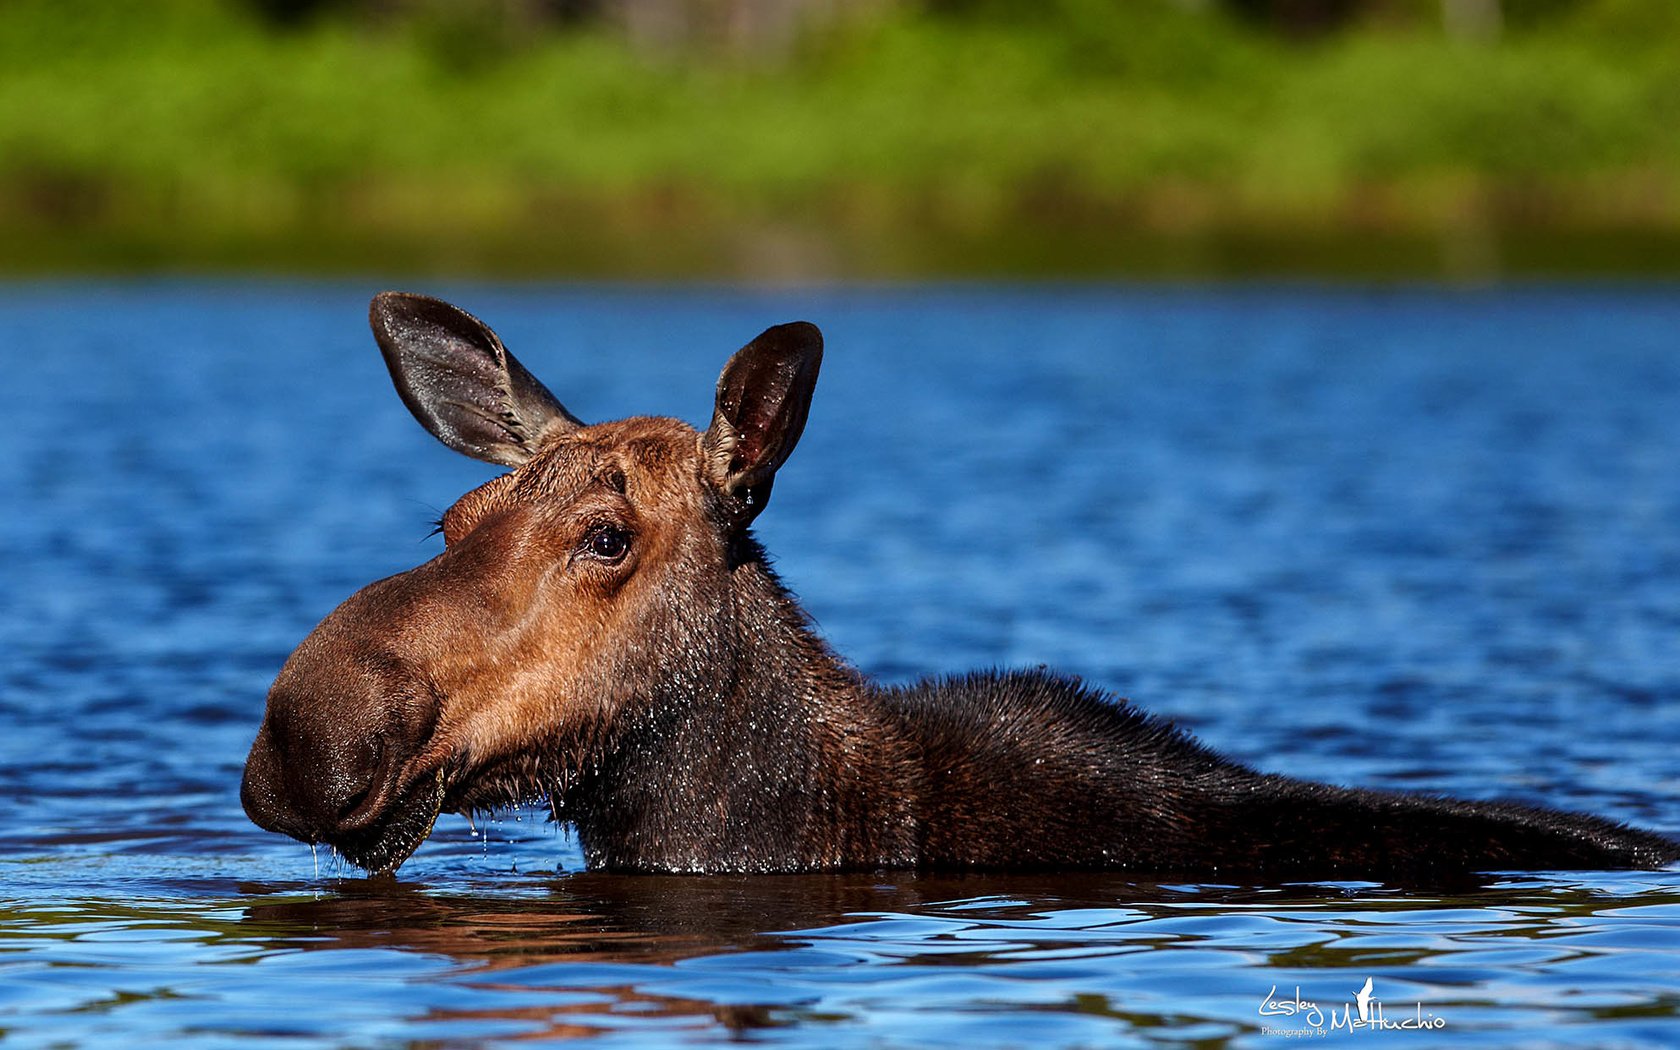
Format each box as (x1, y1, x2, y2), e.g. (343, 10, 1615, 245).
(879, 671, 1677, 879)
(883, 672, 1240, 870)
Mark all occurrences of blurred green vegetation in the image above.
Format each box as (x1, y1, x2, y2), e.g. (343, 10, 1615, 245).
(3, 0, 1680, 278)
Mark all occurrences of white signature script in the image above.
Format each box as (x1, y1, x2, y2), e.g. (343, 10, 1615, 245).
(1260, 979, 1447, 1033)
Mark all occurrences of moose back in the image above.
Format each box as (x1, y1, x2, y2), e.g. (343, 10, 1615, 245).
(240, 294, 1678, 878)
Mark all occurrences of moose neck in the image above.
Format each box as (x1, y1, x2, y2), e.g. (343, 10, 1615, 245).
(564, 543, 920, 873)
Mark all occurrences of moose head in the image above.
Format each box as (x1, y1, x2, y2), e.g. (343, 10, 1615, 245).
(240, 293, 824, 873)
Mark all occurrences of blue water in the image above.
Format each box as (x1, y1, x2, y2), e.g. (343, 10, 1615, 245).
(2, 282, 1678, 1047)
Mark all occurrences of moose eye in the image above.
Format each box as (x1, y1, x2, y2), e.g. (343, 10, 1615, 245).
(584, 524, 632, 562)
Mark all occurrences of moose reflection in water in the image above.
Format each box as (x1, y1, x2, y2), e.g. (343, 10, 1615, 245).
(240, 293, 1679, 880)
(232, 875, 1248, 1041)
(232, 873, 1680, 1042)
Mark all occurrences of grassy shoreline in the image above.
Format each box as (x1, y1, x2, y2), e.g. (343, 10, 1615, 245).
(5, 1, 1680, 278)
(15, 210, 1680, 283)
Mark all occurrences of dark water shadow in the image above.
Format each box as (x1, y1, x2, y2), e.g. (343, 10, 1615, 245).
(233, 867, 1674, 955)
(225, 872, 1409, 1038)
(233, 866, 1680, 963)
(216, 869, 1680, 1039)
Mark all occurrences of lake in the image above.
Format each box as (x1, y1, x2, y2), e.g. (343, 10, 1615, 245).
(1, 282, 1677, 1047)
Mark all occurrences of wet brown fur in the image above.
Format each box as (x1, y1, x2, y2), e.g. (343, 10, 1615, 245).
(241, 294, 1679, 880)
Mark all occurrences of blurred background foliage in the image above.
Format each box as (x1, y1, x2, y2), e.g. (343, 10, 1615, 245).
(2, 0, 1679, 278)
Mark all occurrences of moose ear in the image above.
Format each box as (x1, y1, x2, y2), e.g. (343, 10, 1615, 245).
(369, 292, 581, 467)
(702, 321, 822, 523)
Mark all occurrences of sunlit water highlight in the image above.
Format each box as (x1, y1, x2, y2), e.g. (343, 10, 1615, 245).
(1, 282, 1678, 1046)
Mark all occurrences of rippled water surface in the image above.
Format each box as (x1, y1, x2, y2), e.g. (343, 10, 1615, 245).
(2, 282, 1678, 1047)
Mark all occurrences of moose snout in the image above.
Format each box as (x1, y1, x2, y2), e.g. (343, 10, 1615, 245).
(242, 556, 471, 851)
(241, 630, 443, 849)
(241, 697, 397, 844)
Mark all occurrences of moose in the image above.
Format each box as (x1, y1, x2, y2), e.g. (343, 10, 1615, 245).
(241, 293, 1678, 879)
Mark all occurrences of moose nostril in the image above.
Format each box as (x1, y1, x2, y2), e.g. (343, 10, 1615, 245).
(337, 781, 375, 822)
(329, 735, 393, 829)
